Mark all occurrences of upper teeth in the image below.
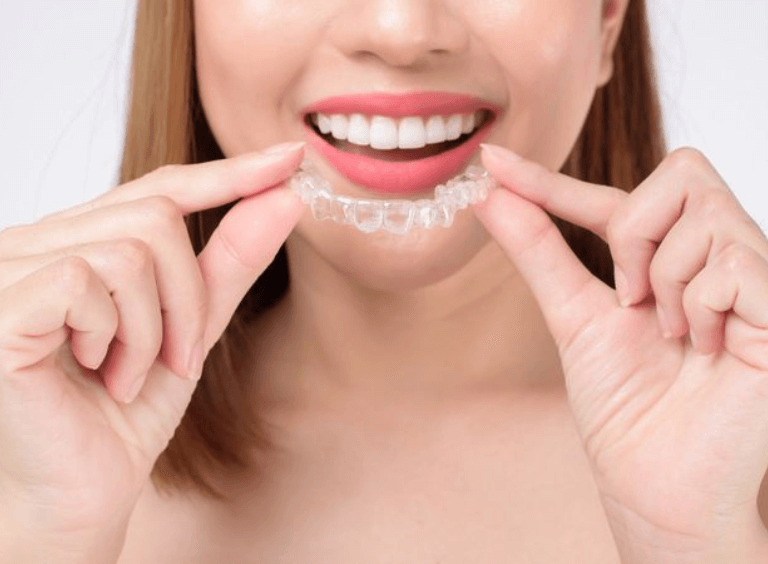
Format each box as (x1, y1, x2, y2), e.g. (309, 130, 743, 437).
(310, 111, 486, 150)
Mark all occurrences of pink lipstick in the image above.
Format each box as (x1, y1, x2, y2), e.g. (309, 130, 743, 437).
(301, 92, 501, 196)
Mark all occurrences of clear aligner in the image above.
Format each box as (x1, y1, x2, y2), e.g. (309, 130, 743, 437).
(289, 159, 498, 235)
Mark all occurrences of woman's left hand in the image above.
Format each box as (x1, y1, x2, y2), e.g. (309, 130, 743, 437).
(473, 144, 768, 564)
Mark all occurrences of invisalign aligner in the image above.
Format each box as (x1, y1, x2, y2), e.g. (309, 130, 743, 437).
(289, 159, 499, 235)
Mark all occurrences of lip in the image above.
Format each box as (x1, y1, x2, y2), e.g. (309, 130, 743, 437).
(301, 92, 501, 195)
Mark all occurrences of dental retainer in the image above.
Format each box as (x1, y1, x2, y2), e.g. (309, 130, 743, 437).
(289, 159, 499, 235)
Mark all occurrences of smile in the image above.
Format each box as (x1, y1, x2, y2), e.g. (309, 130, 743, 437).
(301, 92, 501, 195)
(306, 110, 490, 160)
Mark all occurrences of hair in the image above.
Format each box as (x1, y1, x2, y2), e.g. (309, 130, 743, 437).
(121, 0, 666, 501)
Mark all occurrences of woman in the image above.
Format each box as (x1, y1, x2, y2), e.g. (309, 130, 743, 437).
(1, 0, 767, 562)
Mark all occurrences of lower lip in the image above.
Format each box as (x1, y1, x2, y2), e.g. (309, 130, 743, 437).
(302, 116, 496, 196)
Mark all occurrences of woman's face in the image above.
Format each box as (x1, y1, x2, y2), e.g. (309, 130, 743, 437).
(194, 0, 624, 291)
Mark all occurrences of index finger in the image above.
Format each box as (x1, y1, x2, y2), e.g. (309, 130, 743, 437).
(41, 142, 306, 222)
(479, 143, 626, 240)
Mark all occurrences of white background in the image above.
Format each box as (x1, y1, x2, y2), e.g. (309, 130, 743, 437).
(1, 0, 767, 231)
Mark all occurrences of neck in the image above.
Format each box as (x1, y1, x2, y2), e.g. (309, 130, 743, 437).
(248, 235, 565, 405)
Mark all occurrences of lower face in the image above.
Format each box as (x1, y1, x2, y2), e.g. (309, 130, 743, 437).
(193, 0, 606, 292)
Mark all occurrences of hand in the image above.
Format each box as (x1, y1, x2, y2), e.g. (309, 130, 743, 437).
(0, 142, 304, 558)
(473, 144, 768, 563)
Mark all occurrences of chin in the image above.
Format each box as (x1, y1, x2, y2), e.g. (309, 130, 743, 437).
(287, 205, 492, 293)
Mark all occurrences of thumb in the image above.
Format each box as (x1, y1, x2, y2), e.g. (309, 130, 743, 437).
(472, 184, 614, 350)
(196, 185, 304, 354)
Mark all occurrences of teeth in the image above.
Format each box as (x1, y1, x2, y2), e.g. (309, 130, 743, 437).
(313, 111, 485, 150)
(369, 116, 399, 150)
(425, 116, 447, 144)
(445, 114, 463, 141)
(317, 114, 332, 135)
(347, 114, 370, 146)
(330, 115, 349, 140)
(461, 113, 475, 134)
(398, 117, 426, 150)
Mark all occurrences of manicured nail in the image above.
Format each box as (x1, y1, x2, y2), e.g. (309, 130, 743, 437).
(656, 305, 672, 339)
(480, 143, 523, 162)
(614, 267, 631, 307)
(264, 141, 305, 156)
(186, 340, 204, 380)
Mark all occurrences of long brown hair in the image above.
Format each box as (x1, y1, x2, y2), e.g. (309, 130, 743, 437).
(122, 0, 666, 501)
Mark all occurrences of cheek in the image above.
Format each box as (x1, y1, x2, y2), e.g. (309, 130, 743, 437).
(484, 1, 603, 80)
(195, 0, 308, 76)
(478, 1, 604, 164)
(530, 11, 602, 138)
(193, 0, 314, 153)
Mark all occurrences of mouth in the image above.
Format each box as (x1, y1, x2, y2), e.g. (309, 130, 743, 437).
(301, 95, 499, 196)
(303, 109, 493, 163)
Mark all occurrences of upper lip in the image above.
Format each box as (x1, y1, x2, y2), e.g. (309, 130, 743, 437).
(301, 91, 502, 119)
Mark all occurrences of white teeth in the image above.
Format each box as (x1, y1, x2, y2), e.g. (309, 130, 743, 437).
(369, 116, 399, 150)
(445, 114, 463, 141)
(313, 111, 485, 150)
(330, 115, 349, 140)
(317, 113, 332, 135)
(398, 117, 426, 149)
(425, 116, 447, 144)
(461, 113, 475, 134)
(347, 113, 370, 146)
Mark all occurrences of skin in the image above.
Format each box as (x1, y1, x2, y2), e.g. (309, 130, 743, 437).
(1, 0, 767, 562)
(0, 147, 307, 563)
(175, 0, 768, 561)
(192, 0, 620, 396)
(130, 0, 637, 556)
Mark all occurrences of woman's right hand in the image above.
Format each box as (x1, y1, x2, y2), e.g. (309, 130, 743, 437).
(0, 142, 305, 560)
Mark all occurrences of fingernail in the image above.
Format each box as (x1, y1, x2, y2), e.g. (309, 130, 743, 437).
(186, 340, 204, 380)
(656, 305, 672, 339)
(123, 376, 144, 404)
(481, 143, 523, 162)
(614, 267, 632, 307)
(264, 141, 305, 156)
